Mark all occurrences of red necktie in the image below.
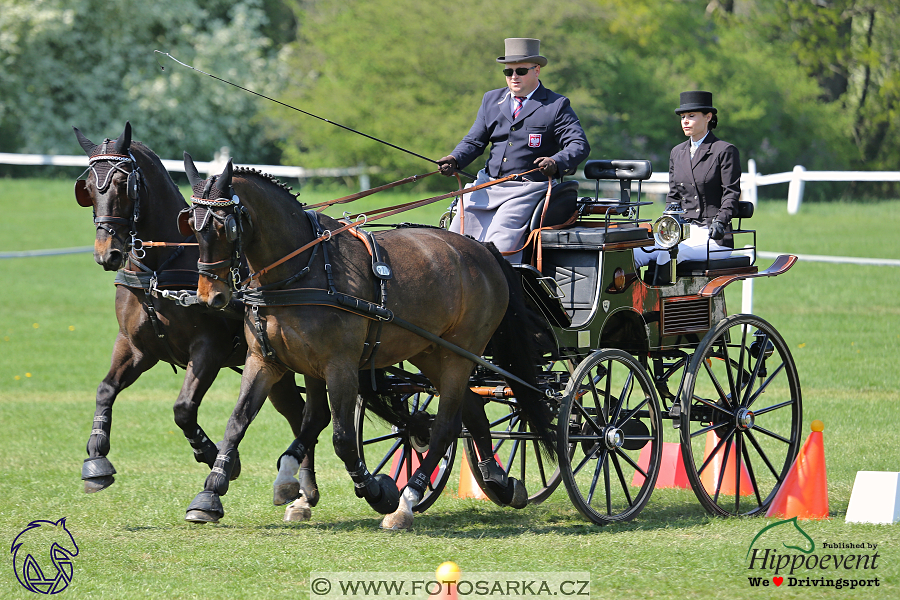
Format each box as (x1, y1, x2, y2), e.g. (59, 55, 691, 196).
(513, 96, 525, 119)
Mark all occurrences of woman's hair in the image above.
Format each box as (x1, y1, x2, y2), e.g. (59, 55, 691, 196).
(708, 112, 718, 130)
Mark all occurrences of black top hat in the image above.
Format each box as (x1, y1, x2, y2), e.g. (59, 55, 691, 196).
(675, 91, 717, 114)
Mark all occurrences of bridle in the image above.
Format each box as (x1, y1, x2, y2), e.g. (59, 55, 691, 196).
(183, 176, 249, 290)
(77, 146, 145, 259)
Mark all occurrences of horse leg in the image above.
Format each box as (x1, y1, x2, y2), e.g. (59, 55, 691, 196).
(83, 334, 157, 493)
(460, 389, 528, 508)
(327, 366, 400, 518)
(172, 352, 239, 478)
(270, 374, 322, 508)
(381, 359, 473, 531)
(185, 357, 282, 524)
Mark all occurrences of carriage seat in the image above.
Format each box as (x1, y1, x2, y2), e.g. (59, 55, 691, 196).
(528, 180, 581, 231)
(672, 201, 757, 276)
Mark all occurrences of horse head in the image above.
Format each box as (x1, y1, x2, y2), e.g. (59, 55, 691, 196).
(182, 153, 249, 310)
(73, 122, 141, 271)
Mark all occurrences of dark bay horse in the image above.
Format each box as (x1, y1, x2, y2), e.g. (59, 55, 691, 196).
(181, 154, 554, 529)
(72, 123, 318, 512)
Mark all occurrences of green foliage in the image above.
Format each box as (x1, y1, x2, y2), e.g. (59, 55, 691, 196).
(0, 0, 294, 162)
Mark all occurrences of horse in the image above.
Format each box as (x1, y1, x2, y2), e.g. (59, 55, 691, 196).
(72, 122, 318, 513)
(179, 154, 555, 529)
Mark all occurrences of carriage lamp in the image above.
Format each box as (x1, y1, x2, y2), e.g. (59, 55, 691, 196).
(652, 203, 689, 250)
(651, 204, 690, 283)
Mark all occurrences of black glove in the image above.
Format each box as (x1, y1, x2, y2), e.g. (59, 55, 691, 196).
(534, 156, 557, 177)
(709, 220, 727, 241)
(437, 155, 458, 176)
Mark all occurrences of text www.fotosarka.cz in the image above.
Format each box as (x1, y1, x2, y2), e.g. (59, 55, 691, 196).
(310, 571, 591, 599)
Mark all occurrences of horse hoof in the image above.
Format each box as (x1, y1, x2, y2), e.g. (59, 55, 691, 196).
(273, 481, 300, 506)
(380, 510, 413, 531)
(284, 495, 312, 522)
(507, 478, 528, 509)
(185, 510, 218, 524)
(186, 490, 224, 523)
(298, 468, 320, 507)
(83, 475, 115, 493)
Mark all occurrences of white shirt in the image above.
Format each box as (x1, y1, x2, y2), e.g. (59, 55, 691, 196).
(690, 131, 709, 158)
(510, 88, 536, 114)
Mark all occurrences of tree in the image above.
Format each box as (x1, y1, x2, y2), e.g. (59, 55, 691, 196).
(0, 0, 294, 163)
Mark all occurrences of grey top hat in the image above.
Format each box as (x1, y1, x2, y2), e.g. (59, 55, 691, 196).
(675, 91, 717, 114)
(496, 38, 548, 67)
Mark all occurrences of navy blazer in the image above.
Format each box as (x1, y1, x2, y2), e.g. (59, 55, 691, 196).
(667, 132, 741, 229)
(451, 83, 590, 180)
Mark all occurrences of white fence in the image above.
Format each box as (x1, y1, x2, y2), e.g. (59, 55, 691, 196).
(0, 149, 379, 191)
(579, 158, 900, 214)
(4, 151, 900, 213)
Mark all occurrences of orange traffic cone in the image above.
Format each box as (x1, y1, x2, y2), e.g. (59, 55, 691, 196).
(766, 420, 829, 519)
(700, 431, 755, 496)
(457, 453, 502, 500)
(429, 561, 460, 599)
(632, 442, 691, 489)
(389, 449, 440, 489)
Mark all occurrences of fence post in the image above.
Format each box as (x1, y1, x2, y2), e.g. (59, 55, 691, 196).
(746, 158, 758, 206)
(787, 165, 806, 214)
(358, 163, 370, 192)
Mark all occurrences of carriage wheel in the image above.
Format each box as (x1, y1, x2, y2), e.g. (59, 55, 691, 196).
(558, 349, 662, 524)
(679, 314, 802, 517)
(462, 396, 563, 506)
(354, 391, 455, 513)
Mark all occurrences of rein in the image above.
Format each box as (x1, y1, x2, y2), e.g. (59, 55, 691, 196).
(239, 168, 542, 286)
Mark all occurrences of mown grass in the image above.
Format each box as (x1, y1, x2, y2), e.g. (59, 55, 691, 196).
(1, 177, 898, 599)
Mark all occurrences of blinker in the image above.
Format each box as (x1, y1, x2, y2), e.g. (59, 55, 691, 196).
(75, 180, 93, 207)
(176, 208, 193, 237)
(225, 214, 239, 242)
(127, 170, 140, 201)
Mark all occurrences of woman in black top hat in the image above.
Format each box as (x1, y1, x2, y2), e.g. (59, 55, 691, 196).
(635, 90, 742, 270)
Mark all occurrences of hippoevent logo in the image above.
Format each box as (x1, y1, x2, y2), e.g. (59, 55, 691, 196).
(10, 518, 79, 594)
(746, 517, 880, 590)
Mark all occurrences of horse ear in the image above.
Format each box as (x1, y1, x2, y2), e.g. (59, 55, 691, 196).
(73, 127, 97, 156)
(184, 152, 203, 189)
(113, 121, 132, 155)
(220, 159, 234, 192)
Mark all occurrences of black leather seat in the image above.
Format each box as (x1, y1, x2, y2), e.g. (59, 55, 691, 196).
(528, 180, 580, 230)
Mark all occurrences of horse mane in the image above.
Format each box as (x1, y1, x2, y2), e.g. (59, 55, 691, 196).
(233, 166, 302, 201)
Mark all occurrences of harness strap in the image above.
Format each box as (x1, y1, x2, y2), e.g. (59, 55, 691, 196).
(238, 288, 544, 395)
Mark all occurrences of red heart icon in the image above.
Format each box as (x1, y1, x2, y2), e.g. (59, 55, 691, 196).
(773, 577, 783, 586)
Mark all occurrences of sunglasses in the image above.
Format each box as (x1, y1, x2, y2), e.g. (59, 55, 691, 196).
(503, 66, 537, 77)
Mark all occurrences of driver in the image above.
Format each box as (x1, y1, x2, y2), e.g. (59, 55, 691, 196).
(437, 38, 590, 262)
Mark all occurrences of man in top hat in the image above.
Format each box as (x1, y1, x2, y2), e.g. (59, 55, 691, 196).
(635, 90, 742, 271)
(437, 38, 590, 262)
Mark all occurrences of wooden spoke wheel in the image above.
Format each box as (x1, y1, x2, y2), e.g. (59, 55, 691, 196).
(557, 349, 663, 524)
(679, 314, 802, 516)
(354, 389, 455, 513)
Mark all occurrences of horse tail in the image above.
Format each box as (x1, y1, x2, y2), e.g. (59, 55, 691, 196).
(483, 242, 557, 462)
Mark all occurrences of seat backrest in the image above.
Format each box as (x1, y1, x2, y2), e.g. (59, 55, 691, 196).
(528, 180, 580, 231)
(583, 160, 652, 181)
(736, 200, 754, 220)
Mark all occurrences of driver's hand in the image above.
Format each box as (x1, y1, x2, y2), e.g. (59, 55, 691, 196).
(437, 155, 458, 176)
(534, 156, 557, 177)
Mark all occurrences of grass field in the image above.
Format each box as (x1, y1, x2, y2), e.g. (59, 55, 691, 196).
(1, 177, 899, 599)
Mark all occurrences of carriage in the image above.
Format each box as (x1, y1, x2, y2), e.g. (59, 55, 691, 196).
(353, 159, 801, 525)
(74, 122, 801, 527)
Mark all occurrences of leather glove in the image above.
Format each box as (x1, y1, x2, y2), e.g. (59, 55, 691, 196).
(709, 220, 727, 241)
(534, 156, 557, 177)
(437, 155, 458, 176)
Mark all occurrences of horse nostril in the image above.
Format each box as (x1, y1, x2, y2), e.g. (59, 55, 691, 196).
(209, 293, 228, 310)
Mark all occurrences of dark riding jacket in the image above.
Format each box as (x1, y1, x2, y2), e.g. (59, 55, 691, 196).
(451, 83, 590, 181)
(667, 132, 741, 230)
